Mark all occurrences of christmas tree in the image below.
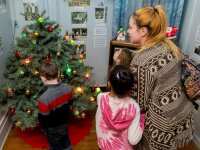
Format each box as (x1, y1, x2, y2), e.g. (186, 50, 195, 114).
(0, 13, 100, 130)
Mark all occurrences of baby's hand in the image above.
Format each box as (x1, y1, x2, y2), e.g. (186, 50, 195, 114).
(113, 49, 122, 64)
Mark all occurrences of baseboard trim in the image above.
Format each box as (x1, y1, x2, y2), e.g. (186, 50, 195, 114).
(0, 111, 7, 127)
(193, 133, 200, 149)
(0, 112, 13, 150)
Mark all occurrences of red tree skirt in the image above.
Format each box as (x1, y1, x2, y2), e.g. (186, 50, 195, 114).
(17, 115, 93, 149)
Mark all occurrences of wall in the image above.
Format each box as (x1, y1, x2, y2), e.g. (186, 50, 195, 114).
(0, 0, 13, 83)
(0, 0, 14, 148)
(178, 0, 200, 148)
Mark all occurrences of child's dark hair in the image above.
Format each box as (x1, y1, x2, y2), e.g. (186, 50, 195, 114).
(39, 61, 58, 80)
(109, 65, 134, 96)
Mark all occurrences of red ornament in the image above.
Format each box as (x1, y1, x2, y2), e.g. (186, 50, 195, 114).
(15, 51, 20, 57)
(9, 108, 15, 114)
(70, 55, 75, 60)
(44, 56, 51, 62)
(48, 27, 53, 32)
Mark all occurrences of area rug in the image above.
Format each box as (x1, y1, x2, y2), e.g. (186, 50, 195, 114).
(17, 115, 93, 149)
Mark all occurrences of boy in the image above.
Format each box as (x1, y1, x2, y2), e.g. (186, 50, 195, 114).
(38, 61, 72, 150)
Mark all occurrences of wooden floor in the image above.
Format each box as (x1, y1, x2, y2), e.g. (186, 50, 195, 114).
(3, 118, 200, 150)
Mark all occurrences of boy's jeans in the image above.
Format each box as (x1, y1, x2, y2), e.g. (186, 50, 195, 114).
(45, 124, 72, 150)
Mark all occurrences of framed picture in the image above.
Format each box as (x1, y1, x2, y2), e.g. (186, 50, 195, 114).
(0, 0, 6, 13)
(72, 28, 87, 40)
(23, 3, 39, 21)
(68, 0, 90, 7)
(71, 12, 87, 24)
(95, 7, 108, 23)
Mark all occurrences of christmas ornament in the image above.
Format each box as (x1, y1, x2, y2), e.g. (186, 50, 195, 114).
(26, 109, 32, 115)
(79, 54, 84, 60)
(81, 112, 86, 118)
(85, 69, 90, 79)
(70, 55, 75, 60)
(60, 73, 64, 79)
(44, 56, 51, 62)
(76, 87, 83, 95)
(65, 36, 70, 41)
(24, 58, 31, 64)
(73, 70, 77, 75)
(74, 109, 80, 116)
(95, 87, 101, 94)
(25, 89, 30, 95)
(57, 26, 62, 33)
(89, 96, 95, 102)
(48, 26, 53, 32)
(19, 70, 25, 75)
(22, 33, 27, 37)
(65, 65, 72, 76)
(38, 17, 44, 23)
(32, 95, 37, 99)
(34, 31, 39, 37)
(69, 40, 75, 45)
(15, 51, 21, 57)
(79, 60, 83, 64)
(9, 108, 15, 114)
(7, 87, 13, 93)
(32, 39, 36, 44)
(15, 121, 21, 127)
(56, 52, 61, 57)
(66, 31, 69, 36)
(34, 70, 39, 76)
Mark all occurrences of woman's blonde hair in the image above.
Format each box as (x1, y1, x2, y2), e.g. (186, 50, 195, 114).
(133, 5, 181, 60)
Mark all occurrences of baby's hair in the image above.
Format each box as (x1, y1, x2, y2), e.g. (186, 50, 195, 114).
(115, 48, 133, 67)
(109, 65, 134, 96)
(39, 61, 58, 80)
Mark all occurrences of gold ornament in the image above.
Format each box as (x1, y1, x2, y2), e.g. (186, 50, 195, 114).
(89, 96, 95, 102)
(73, 70, 77, 75)
(56, 52, 61, 57)
(26, 109, 32, 115)
(26, 89, 30, 95)
(34, 31, 39, 37)
(75, 87, 83, 95)
(34, 70, 39, 76)
(60, 73, 64, 79)
(65, 36, 70, 41)
(15, 121, 21, 127)
(81, 112, 86, 118)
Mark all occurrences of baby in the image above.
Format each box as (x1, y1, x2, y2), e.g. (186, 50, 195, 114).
(113, 48, 133, 67)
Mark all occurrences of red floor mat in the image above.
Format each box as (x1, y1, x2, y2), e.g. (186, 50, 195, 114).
(17, 115, 93, 149)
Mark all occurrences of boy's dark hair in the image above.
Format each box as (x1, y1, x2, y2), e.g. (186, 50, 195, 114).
(39, 61, 58, 80)
(109, 65, 134, 96)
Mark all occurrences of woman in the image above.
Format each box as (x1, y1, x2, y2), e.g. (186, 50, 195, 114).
(114, 5, 194, 150)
